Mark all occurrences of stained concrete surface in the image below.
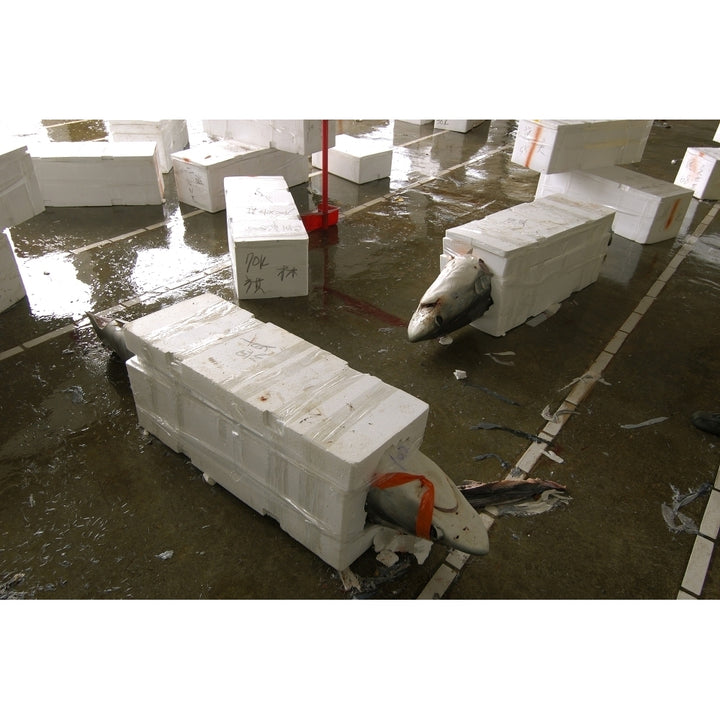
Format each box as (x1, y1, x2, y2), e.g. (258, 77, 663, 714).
(1, 119, 719, 600)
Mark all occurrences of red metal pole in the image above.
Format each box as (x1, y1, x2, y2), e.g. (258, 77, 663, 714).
(322, 119, 329, 230)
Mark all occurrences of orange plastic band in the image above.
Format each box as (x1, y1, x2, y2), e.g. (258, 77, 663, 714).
(524, 123, 543, 168)
(372, 472, 435, 539)
(665, 198, 681, 230)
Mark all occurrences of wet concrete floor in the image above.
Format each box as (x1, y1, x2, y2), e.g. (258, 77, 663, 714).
(2, 119, 720, 601)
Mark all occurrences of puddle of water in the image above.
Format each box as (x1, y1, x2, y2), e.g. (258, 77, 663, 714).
(14, 246, 92, 321)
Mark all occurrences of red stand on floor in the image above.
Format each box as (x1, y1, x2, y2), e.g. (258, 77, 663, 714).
(301, 120, 339, 232)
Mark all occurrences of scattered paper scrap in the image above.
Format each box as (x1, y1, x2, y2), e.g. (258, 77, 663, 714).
(661, 483, 712, 534)
(453, 369, 467, 380)
(620, 416, 668, 430)
(485, 351, 515, 366)
(156, 550, 174, 560)
(542, 404, 580, 423)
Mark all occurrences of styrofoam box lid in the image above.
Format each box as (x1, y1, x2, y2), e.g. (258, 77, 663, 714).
(570, 165, 695, 199)
(225, 176, 307, 241)
(332, 134, 393, 158)
(29, 141, 158, 159)
(446, 195, 612, 257)
(684, 146, 720, 162)
(123, 293, 257, 363)
(171, 140, 270, 168)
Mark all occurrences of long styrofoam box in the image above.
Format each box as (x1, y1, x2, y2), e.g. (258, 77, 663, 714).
(1, 231, 27, 312)
(124, 292, 428, 568)
(107, 120, 189, 173)
(202, 120, 335, 156)
(225, 176, 308, 299)
(434, 120, 485, 133)
(443, 194, 614, 336)
(511, 119, 653, 174)
(535, 166, 693, 244)
(0, 144, 45, 230)
(311, 134, 393, 184)
(29, 141, 164, 206)
(673, 147, 720, 200)
(172, 140, 309, 212)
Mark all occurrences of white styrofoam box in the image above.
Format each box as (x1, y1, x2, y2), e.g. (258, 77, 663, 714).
(123, 292, 258, 374)
(443, 194, 614, 336)
(125, 293, 429, 567)
(434, 120, 485, 133)
(311, 134, 393, 184)
(224, 175, 308, 299)
(171, 140, 309, 212)
(535, 166, 693, 244)
(0, 143, 45, 230)
(107, 120, 189, 173)
(1, 231, 27, 312)
(511, 119, 653, 174)
(396, 119, 434, 125)
(673, 147, 720, 200)
(714, 123, 720, 144)
(202, 120, 335, 156)
(30, 141, 164, 206)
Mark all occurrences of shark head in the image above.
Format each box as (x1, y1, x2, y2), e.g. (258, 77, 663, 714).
(407, 253, 493, 342)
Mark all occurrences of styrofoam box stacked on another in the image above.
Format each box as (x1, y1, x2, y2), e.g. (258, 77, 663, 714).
(673, 147, 720, 200)
(0, 143, 45, 230)
(171, 140, 309, 212)
(123, 292, 429, 570)
(1, 231, 27, 312)
(202, 120, 335, 156)
(442, 194, 615, 336)
(311, 134, 393, 184)
(434, 120, 486, 133)
(511, 120, 653, 174)
(30, 141, 164, 206)
(225, 176, 308, 299)
(535, 166, 693, 244)
(107, 120, 189, 173)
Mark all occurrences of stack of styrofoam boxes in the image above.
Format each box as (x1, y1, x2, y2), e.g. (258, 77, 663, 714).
(123, 292, 429, 570)
(442, 194, 615, 336)
(225, 176, 309, 299)
(516, 119, 694, 245)
(1, 231, 26, 312)
(30, 141, 164, 206)
(311, 134, 393, 184)
(107, 120, 189, 173)
(673, 147, 720, 201)
(535, 166, 693, 244)
(202, 120, 335, 156)
(0, 143, 45, 230)
(171, 140, 309, 213)
(434, 120, 486, 133)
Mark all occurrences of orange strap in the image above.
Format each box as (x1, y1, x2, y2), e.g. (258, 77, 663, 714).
(372, 473, 435, 539)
